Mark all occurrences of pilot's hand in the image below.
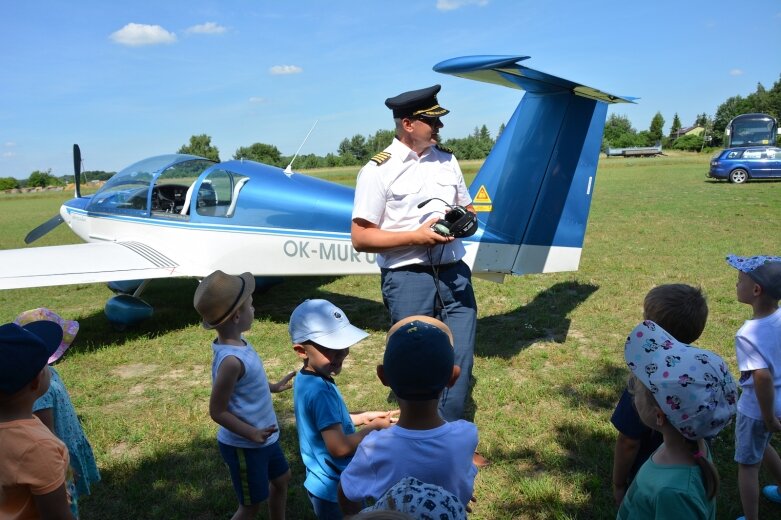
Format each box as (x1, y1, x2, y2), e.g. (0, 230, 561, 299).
(417, 218, 453, 245)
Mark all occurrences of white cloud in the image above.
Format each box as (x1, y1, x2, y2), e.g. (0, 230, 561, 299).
(2, 151, 15, 158)
(249, 97, 267, 104)
(436, 0, 488, 11)
(729, 68, 744, 76)
(185, 22, 227, 35)
(269, 65, 303, 75)
(4, 142, 15, 147)
(110, 23, 177, 46)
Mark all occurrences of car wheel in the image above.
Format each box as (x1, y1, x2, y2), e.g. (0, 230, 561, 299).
(729, 169, 748, 184)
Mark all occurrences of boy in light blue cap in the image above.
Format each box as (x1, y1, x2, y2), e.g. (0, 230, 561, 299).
(290, 299, 396, 519)
(726, 255, 781, 520)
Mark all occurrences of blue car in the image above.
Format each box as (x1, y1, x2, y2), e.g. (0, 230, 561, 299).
(708, 146, 781, 183)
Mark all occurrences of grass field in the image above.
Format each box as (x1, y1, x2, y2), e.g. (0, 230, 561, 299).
(1, 152, 780, 519)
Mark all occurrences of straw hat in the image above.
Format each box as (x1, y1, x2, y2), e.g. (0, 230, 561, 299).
(193, 270, 255, 329)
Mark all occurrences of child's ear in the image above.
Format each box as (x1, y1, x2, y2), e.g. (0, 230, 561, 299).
(446, 365, 461, 388)
(293, 344, 308, 360)
(376, 365, 390, 387)
(655, 408, 667, 427)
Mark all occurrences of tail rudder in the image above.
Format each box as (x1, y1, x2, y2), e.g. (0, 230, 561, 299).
(434, 55, 634, 276)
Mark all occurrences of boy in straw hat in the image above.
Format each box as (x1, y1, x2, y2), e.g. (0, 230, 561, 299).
(194, 270, 296, 520)
(0, 320, 74, 519)
(725, 255, 781, 520)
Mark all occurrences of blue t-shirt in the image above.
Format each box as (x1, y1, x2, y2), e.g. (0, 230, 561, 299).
(293, 369, 355, 502)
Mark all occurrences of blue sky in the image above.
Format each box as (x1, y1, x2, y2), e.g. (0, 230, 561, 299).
(2, 0, 780, 179)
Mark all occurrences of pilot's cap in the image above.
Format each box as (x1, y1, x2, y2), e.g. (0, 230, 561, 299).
(385, 85, 450, 119)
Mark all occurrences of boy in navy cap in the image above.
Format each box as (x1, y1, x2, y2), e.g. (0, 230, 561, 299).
(0, 321, 74, 519)
(351, 84, 479, 425)
(726, 255, 781, 520)
(337, 316, 478, 516)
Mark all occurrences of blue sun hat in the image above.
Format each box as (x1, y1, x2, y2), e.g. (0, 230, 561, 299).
(624, 320, 738, 440)
(726, 254, 781, 299)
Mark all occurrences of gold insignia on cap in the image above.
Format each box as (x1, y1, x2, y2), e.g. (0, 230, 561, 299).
(435, 144, 454, 154)
(370, 152, 391, 165)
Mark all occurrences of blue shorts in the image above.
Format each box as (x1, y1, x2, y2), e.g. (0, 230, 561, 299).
(734, 412, 773, 465)
(218, 440, 289, 505)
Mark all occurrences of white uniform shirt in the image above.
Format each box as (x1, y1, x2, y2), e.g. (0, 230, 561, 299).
(352, 138, 472, 269)
(735, 307, 781, 420)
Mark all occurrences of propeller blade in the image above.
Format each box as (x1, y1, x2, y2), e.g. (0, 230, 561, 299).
(24, 214, 64, 244)
(73, 144, 82, 198)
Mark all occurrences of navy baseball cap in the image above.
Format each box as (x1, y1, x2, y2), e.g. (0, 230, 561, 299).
(0, 321, 63, 394)
(383, 317, 454, 400)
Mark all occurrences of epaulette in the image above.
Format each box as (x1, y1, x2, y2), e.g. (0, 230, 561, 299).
(370, 151, 391, 165)
(435, 144, 454, 154)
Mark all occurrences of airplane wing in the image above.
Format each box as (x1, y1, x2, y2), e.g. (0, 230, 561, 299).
(0, 241, 183, 289)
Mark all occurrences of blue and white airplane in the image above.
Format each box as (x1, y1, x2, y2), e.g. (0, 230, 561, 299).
(0, 55, 632, 325)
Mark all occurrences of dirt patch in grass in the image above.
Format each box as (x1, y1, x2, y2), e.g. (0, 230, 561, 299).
(112, 363, 158, 378)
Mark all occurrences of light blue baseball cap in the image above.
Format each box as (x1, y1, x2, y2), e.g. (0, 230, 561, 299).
(289, 299, 368, 350)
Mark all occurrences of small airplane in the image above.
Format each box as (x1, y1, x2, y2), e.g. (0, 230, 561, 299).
(0, 54, 633, 327)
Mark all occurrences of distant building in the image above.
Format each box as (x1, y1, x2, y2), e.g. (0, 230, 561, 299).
(671, 125, 704, 138)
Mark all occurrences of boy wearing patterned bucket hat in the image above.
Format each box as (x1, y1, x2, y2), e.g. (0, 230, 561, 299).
(338, 316, 478, 517)
(194, 270, 296, 520)
(0, 320, 74, 519)
(618, 320, 738, 519)
(725, 255, 781, 520)
(289, 299, 396, 519)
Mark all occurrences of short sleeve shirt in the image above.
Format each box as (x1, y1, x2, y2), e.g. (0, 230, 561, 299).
(352, 138, 472, 269)
(735, 308, 781, 420)
(293, 369, 356, 502)
(0, 417, 69, 519)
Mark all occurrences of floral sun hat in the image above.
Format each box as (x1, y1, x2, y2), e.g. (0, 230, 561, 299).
(361, 477, 466, 520)
(726, 254, 781, 299)
(624, 320, 738, 440)
(14, 308, 79, 364)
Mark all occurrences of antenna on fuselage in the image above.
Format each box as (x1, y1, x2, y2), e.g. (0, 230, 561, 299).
(284, 119, 318, 176)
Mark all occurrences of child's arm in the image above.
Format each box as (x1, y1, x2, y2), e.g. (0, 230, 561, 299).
(753, 368, 781, 432)
(612, 432, 640, 506)
(349, 409, 399, 426)
(34, 407, 55, 432)
(268, 370, 296, 393)
(210, 355, 278, 443)
(32, 482, 75, 520)
(337, 481, 363, 517)
(320, 415, 392, 458)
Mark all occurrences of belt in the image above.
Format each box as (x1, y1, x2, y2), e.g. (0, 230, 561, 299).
(385, 260, 462, 273)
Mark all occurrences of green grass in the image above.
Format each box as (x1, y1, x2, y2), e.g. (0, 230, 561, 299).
(1, 152, 780, 519)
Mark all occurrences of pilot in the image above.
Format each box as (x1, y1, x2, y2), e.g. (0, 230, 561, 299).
(351, 84, 478, 424)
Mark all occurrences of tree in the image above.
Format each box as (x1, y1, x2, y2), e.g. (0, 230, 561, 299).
(672, 133, 704, 151)
(695, 113, 709, 128)
(648, 112, 665, 145)
(233, 143, 283, 166)
(178, 134, 220, 162)
(0, 177, 19, 190)
(365, 129, 395, 155)
(669, 113, 682, 138)
(27, 169, 60, 188)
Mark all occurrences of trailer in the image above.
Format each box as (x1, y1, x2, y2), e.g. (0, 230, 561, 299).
(605, 144, 664, 157)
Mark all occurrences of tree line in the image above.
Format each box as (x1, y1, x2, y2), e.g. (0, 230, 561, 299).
(603, 73, 781, 152)
(4, 74, 779, 189)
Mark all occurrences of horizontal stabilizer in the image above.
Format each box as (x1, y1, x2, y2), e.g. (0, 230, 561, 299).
(434, 55, 635, 104)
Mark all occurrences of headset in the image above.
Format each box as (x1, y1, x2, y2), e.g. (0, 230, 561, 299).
(418, 198, 478, 238)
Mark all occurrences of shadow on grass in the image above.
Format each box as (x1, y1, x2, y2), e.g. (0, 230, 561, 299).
(475, 281, 599, 359)
(81, 429, 318, 520)
(67, 276, 362, 354)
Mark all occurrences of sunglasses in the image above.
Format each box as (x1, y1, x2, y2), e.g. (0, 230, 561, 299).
(410, 116, 441, 127)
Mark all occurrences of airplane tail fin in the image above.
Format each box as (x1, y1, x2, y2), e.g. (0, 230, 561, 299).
(434, 55, 635, 277)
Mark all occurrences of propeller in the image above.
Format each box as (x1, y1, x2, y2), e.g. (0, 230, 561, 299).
(24, 144, 82, 244)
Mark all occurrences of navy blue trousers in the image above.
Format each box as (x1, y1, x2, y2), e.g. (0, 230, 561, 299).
(380, 260, 477, 421)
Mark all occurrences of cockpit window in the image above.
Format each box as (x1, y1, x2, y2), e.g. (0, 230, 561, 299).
(196, 169, 249, 218)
